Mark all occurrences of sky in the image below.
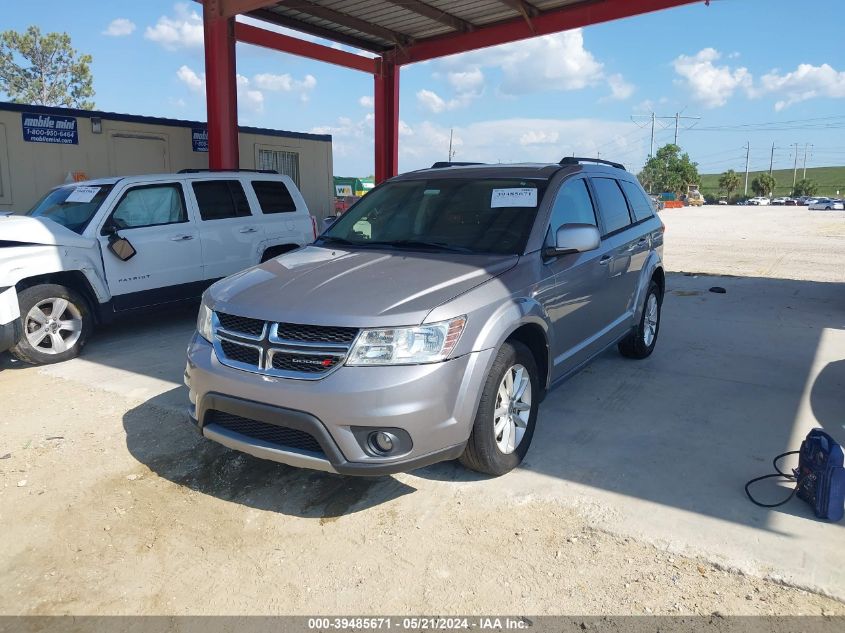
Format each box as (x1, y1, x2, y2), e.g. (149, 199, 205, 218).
(3, 0, 845, 177)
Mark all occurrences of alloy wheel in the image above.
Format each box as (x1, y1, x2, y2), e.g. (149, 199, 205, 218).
(643, 293, 658, 347)
(24, 298, 83, 355)
(493, 364, 532, 454)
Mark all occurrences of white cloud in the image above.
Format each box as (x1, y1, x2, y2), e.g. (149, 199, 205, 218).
(607, 73, 635, 101)
(757, 63, 845, 110)
(253, 73, 317, 101)
(176, 66, 267, 113)
(519, 131, 560, 146)
(446, 67, 484, 93)
(145, 3, 203, 50)
(416, 89, 448, 114)
(103, 18, 136, 37)
(359, 95, 374, 108)
(672, 48, 752, 108)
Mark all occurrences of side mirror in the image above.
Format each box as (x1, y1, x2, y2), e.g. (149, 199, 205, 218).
(107, 233, 137, 261)
(544, 224, 601, 257)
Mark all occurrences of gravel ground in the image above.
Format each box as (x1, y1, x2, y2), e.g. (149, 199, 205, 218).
(1, 204, 843, 615)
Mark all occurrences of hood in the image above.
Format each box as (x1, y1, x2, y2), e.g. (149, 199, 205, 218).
(0, 215, 95, 249)
(209, 245, 518, 327)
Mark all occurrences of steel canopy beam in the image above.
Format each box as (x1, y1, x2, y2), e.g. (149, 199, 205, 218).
(394, 0, 700, 65)
(382, 0, 475, 33)
(203, 9, 240, 169)
(246, 7, 390, 52)
(235, 22, 377, 73)
(276, 0, 413, 46)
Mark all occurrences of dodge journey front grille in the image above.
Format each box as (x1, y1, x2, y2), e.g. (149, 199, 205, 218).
(212, 311, 358, 380)
(206, 410, 324, 454)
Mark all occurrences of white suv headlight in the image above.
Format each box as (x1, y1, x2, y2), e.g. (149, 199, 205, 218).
(197, 301, 214, 342)
(346, 317, 466, 366)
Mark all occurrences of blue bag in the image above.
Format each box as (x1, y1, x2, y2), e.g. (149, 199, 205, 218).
(745, 428, 845, 522)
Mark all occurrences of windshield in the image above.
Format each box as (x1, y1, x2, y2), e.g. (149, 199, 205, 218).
(27, 184, 114, 234)
(319, 178, 547, 255)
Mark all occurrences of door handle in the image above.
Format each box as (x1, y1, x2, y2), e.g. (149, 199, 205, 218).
(599, 255, 612, 265)
(239, 227, 258, 233)
(170, 234, 194, 241)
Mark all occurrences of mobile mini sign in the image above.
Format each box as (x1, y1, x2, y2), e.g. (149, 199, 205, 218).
(191, 127, 208, 152)
(21, 113, 78, 145)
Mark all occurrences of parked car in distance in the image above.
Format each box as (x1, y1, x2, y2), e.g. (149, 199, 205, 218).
(717, 198, 728, 205)
(784, 198, 798, 206)
(185, 157, 666, 476)
(0, 170, 316, 364)
(808, 198, 844, 210)
(747, 197, 771, 206)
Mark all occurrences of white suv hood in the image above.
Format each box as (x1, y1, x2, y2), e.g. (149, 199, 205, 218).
(0, 215, 95, 248)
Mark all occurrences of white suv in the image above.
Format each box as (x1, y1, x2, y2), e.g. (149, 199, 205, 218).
(0, 170, 316, 364)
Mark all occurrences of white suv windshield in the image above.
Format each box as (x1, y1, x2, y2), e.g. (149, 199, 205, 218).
(320, 178, 547, 255)
(28, 184, 114, 234)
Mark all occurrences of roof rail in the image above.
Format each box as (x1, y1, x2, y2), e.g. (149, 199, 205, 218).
(559, 156, 625, 170)
(429, 161, 485, 169)
(177, 168, 279, 174)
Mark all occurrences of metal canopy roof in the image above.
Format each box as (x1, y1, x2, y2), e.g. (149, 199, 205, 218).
(245, 0, 697, 60)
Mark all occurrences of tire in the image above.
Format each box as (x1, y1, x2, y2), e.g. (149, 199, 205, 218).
(459, 341, 540, 476)
(10, 284, 93, 365)
(618, 280, 662, 360)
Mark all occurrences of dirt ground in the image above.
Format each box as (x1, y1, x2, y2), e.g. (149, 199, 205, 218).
(1, 205, 843, 615)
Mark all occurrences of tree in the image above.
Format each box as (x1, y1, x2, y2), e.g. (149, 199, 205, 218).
(0, 26, 94, 109)
(718, 169, 742, 200)
(751, 173, 777, 197)
(793, 179, 819, 197)
(637, 144, 700, 196)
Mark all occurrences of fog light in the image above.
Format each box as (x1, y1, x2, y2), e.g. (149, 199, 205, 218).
(369, 431, 395, 455)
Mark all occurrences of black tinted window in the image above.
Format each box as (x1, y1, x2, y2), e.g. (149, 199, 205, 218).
(619, 180, 655, 222)
(192, 180, 251, 221)
(252, 180, 297, 214)
(591, 178, 632, 235)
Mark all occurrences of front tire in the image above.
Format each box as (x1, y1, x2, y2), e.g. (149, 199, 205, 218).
(459, 341, 540, 476)
(618, 280, 662, 359)
(10, 284, 93, 365)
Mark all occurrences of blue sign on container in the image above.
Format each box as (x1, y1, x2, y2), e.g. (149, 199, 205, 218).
(192, 127, 208, 152)
(21, 112, 78, 145)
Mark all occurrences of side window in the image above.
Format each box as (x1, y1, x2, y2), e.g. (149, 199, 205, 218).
(548, 179, 597, 234)
(192, 180, 251, 221)
(619, 180, 655, 222)
(252, 180, 297, 214)
(591, 178, 633, 235)
(110, 184, 186, 230)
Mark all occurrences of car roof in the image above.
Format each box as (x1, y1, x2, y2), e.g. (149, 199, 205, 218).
(63, 171, 288, 189)
(392, 161, 631, 182)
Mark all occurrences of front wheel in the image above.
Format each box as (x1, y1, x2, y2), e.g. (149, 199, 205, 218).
(459, 341, 540, 476)
(618, 280, 662, 359)
(10, 284, 93, 365)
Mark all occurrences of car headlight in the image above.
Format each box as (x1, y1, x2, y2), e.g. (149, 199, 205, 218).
(346, 316, 466, 366)
(197, 301, 214, 342)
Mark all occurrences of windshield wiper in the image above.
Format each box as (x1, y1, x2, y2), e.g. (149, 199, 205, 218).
(377, 240, 476, 254)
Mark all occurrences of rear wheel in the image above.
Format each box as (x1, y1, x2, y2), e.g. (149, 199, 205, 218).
(618, 280, 662, 359)
(459, 341, 539, 476)
(10, 284, 93, 365)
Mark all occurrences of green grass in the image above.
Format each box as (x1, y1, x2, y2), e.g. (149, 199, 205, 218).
(699, 165, 845, 198)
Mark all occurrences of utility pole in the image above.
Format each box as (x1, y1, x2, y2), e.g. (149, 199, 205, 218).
(792, 143, 800, 190)
(744, 142, 750, 196)
(447, 129, 455, 162)
(632, 110, 699, 157)
(673, 111, 700, 145)
(650, 112, 656, 158)
(769, 142, 776, 176)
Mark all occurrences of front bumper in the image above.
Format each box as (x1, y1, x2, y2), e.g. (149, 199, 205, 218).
(0, 287, 20, 353)
(185, 334, 495, 475)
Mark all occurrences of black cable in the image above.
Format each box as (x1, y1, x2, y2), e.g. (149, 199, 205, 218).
(745, 451, 802, 509)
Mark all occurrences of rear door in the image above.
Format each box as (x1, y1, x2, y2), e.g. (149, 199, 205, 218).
(97, 181, 204, 310)
(188, 178, 265, 281)
(249, 177, 311, 245)
(588, 177, 641, 332)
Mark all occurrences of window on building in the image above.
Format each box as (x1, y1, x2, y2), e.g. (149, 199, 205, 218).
(258, 149, 301, 188)
(591, 178, 633, 235)
(192, 180, 251, 221)
(252, 180, 297, 214)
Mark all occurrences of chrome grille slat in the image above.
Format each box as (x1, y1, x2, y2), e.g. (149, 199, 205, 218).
(212, 311, 359, 380)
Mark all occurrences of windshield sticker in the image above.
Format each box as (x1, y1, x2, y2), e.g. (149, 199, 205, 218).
(65, 186, 101, 203)
(423, 189, 440, 196)
(491, 188, 537, 208)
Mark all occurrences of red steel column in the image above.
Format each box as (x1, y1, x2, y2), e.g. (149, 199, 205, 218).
(374, 59, 399, 183)
(203, 8, 239, 169)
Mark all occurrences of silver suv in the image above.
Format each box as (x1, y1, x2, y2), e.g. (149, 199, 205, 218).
(185, 158, 665, 476)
